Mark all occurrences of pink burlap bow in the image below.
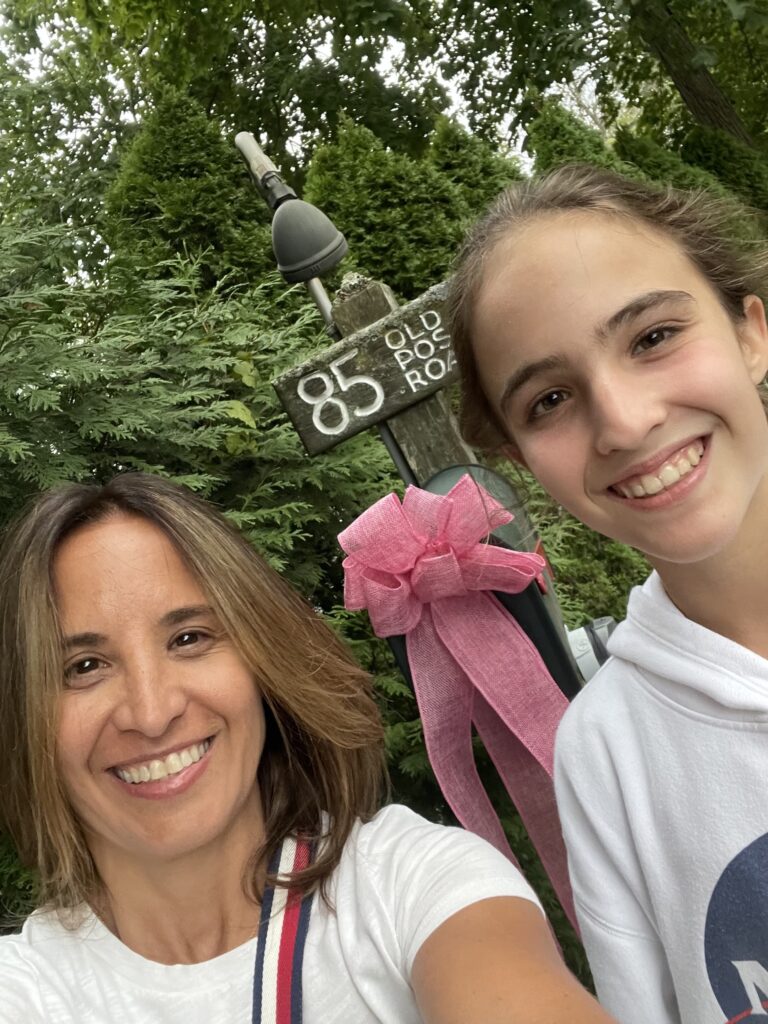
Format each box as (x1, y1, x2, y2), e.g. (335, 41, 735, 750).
(339, 474, 576, 928)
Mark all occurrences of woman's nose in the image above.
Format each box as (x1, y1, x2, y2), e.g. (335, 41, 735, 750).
(590, 371, 667, 456)
(112, 657, 188, 737)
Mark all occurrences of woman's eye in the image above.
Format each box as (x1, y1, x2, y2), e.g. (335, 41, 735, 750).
(634, 325, 678, 353)
(175, 631, 199, 647)
(529, 389, 569, 421)
(64, 657, 105, 684)
(173, 630, 209, 649)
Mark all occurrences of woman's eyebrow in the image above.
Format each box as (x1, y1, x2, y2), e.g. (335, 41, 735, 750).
(159, 604, 216, 628)
(63, 631, 106, 651)
(596, 289, 694, 340)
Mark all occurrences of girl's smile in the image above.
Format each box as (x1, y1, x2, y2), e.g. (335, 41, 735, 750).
(471, 211, 768, 568)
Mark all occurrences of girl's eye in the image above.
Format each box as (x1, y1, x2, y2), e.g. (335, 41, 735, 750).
(529, 389, 570, 421)
(633, 325, 678, 353)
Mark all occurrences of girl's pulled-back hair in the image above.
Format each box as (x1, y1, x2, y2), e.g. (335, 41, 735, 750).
(0, 473, 386, 916)
(450, 163, 768, 452)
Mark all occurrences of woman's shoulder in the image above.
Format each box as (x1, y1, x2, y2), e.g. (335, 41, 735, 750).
(0, 911, 84, 1020)
(328, 805, 541, 974)
(340, 804, 541, 904)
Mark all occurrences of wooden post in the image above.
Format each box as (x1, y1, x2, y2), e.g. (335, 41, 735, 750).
(273, 274, 474, 486)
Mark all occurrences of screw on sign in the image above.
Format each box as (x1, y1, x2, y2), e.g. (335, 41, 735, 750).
(273, 280, 458, 456)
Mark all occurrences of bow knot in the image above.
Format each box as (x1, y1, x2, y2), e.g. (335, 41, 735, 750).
(340, 475, 544, 636)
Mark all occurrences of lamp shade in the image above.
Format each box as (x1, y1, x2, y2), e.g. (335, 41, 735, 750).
(271, 198, 348, 283)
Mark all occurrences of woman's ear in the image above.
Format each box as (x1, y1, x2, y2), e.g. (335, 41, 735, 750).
(740, 295, 768, 384)
(499, 442, 528, 469)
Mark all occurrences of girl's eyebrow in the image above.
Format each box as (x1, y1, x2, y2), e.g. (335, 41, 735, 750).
(596, 289, 694, 340)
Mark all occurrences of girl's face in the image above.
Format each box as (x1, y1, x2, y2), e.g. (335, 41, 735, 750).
(471, 211, 768, 566)
(54, 515, 266, 871)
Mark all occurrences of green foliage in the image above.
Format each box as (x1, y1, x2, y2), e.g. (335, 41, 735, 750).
(615, 126, 734, 198)
(682, 125, 768, 213)
(0, 217, 396, 596)
(426, 116, 523, 214)
(432, 0, 768, 148)
(104, 89, 273, 289)
(614, 126, 767, 242)
(0, 832, 36, 930)
(527, 100, 643, 178)
(304, 117, 468, 298)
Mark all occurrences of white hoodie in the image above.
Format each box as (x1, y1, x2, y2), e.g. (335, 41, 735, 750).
(555, 571, 768, 1024)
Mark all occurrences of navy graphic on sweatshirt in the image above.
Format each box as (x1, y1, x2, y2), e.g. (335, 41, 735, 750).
(705, 832, 768, 1021)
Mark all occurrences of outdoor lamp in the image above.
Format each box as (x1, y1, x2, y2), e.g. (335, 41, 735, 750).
(234, 131, 348, 284)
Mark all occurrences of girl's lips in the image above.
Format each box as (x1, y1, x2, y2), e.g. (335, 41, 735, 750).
(606, 435, 711, 511)
(609, 435, 707, 489)
(110, 737, 214, 801)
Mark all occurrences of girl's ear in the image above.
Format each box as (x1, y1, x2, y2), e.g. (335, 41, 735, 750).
(499, 442, 528, 470)
(740, 295, 768, 383)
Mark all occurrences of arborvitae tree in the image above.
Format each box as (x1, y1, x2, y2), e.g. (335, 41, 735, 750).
(681, 125, 768, 214)
(615, 126, 734, 197)
(614, 126, 766, 242)
(304, 116, 469, 299)
(104, 89, 274, 290)
(527, 99, 643, 178)
(426, 116, 523, 214)
(0, 216, 396, 595)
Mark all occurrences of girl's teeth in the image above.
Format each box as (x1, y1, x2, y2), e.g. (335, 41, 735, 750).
(614, 440, 704, 499)
(115, 740, 210, 784)
(640, 474, 664, 495)
(658, 464, 681, 487)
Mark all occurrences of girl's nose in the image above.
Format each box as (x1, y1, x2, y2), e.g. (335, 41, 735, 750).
(590, 371, 667, 456)
(112, 657, 188, 738)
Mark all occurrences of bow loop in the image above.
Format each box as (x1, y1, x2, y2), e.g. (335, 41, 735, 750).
(339, 476, 544, 623)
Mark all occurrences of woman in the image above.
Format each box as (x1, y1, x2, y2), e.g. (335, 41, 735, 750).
(450, 163, 768, 1024)
(0, 472, 612, 1023)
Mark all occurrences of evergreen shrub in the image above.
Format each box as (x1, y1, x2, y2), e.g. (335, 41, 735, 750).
(682, 125, 768, 214)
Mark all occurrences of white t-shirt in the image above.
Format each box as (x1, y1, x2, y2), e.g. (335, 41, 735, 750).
(0, 804, 541, 1023)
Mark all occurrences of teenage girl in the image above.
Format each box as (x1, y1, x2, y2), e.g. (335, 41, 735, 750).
(450, 164, 768, 1024)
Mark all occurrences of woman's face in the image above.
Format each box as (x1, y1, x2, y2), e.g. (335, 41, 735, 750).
(472, 211, 768, 566)
(54, 514, 266, 870)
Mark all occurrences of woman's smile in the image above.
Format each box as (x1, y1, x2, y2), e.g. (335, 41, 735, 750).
(110, 736, 214, 800)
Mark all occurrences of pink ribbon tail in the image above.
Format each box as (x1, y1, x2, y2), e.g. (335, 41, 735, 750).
(409, 595, 577, 929)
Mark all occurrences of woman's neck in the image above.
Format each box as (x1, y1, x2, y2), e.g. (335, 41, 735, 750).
(651, 484, 768, 658)
(89, 798, 266, 965)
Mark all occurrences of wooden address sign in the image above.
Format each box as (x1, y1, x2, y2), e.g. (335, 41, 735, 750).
(273, 280, 456, 455)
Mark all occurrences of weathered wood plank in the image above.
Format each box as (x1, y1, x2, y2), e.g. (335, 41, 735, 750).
(273, 279, 455, 455)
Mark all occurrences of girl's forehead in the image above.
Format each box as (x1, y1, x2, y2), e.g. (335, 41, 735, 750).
(474, 210, 699, 340)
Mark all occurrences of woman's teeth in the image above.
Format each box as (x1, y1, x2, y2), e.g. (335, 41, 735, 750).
(614, 441, 703, 499)
(114, 740, 211, 784)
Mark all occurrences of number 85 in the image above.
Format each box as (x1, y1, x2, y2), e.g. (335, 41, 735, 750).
(297, 349, 385, 436)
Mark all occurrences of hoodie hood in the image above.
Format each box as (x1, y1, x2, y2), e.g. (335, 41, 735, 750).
(606, 571, 768, 716)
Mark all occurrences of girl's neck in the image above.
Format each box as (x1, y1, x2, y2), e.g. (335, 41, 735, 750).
(89, 798, 266, 965)
(652, 487, 768, 658)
